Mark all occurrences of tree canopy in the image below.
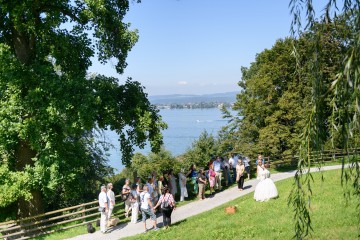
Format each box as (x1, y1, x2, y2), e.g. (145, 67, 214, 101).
(0, 0, 166, 217)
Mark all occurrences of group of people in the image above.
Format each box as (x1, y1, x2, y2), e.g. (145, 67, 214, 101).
(98, 169, 180, 233)
(98, 183, 116, 233)
(98, 153, 278, 234)
(190, 154, 252, 199)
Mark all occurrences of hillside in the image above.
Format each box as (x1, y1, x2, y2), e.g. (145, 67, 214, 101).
(148, 91, 238, 105)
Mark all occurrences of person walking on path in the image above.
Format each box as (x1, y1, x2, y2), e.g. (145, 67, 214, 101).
(98, 185, 109, 234)
(213, 157, 223, 191)
(243, 156, 251, 180)
(187, 164, 198, 195)
(140, 185, 159, 232)
(254, 159, 278, 202)
(153, 187, 176, 229)
(178, 169, 188, 202)
(197, 169, 207, 200)
(236, 159, 245, 191)
(222, 157, 230, 186)
(168, 169, 178, 197)
(158, 175, 165, 196)
(122, 179, 131, 218)
(208, 164, 216, 195)
(135, 177, 143, 193)
(228, 153, 238, 182)
(106, 183, 115, 220)
(130, 184, 139, 224)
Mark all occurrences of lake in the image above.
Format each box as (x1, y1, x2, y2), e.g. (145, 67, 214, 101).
(105, 108, 230, 172)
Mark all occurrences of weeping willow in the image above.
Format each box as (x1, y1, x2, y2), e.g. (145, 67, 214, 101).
(288, 0, 360, 238)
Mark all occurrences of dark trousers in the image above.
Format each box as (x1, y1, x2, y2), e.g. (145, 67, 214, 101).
(161, 208, 173, 227)
(238, 176, 245, 189)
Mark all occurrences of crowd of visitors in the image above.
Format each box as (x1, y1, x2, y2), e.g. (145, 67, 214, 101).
(98, 153, 278, 233)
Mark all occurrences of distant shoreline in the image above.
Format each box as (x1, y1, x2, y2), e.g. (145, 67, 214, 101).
(155, 102, 233, 109)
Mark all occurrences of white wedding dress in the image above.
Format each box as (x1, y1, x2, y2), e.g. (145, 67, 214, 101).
(254, 165, 278, 202)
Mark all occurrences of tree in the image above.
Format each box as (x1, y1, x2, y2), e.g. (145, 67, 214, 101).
(225, 16, 351, 163)
(288, 1, 360, 238)
(0, 0, 166, 218)
(229, 38, 312, 158)
(182, 130, 218, 169)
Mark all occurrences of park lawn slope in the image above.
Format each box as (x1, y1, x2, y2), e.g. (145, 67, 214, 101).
(124, 169, 358, 240)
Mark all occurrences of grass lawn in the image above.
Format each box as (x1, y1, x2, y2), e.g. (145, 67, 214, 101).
(124, 169, 359, 240)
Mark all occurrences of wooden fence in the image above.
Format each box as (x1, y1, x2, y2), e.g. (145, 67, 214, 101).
(263, 148, 360, 168)
(0, 195, 125, 240)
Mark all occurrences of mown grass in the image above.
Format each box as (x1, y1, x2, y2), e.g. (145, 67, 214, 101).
(124, 169, 359, 240)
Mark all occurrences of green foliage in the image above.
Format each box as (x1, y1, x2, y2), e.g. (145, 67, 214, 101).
(113, 148, 181, 187)
(226, 38, 311, 158)
(288, 1, 360, 238)
(222, 17, 351, 162)
(182, 130, 218, 169)
(0, 0, 166, 217)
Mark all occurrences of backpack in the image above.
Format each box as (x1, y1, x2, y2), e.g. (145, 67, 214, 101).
(129, 191, 137, 203)
(160, 194, 172, 209)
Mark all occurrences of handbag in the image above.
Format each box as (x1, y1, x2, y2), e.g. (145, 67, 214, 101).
(98, 207, 105, 212)
(121, 193, 129, 201)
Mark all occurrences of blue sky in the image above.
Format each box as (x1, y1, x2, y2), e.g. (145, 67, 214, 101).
(88, 0, 329, 96)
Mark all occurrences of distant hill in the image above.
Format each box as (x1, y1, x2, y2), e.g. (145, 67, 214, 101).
(148, 91, 238, 105)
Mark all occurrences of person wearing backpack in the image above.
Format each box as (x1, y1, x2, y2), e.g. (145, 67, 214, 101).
(153, 186, 176, 229)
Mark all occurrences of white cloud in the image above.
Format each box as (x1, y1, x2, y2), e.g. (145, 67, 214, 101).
(177, 81, 188, 86)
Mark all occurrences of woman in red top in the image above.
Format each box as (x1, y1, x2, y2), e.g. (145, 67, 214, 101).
(153, 187, 176, 229)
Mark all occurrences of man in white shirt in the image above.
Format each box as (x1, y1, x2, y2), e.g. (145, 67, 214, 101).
(140, 185, 159, 232)
(229, 153, 238, 182)
(107, 183, 115, 220)
(98, 185, 109, 233)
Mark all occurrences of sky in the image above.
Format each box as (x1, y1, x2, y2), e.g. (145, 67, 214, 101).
(88, 0, 330, 96)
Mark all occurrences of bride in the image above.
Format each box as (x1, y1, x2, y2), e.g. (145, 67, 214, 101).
(254, 159, 278, 202)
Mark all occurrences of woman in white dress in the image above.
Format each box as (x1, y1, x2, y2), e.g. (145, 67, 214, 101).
(178, 169, 188, 201)
(130, 184, 139, 223)
(254, 159, 278, 202)
(168, 169, 178, 197)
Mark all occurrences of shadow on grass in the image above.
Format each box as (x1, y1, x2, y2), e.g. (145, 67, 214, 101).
(169, 219, 187, 227)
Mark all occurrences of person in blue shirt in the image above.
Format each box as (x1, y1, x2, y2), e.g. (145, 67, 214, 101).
(187, 164, 198, 195)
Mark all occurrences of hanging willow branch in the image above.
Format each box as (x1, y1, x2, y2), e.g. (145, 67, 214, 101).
(288, 0, 360, 239)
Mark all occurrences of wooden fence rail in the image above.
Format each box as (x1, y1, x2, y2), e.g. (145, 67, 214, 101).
(0, 195, 125, 240)
(264, 148, 360, 168)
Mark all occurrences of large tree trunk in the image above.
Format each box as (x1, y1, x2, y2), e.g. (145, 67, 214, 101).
(11, 15, 43, 218)
(15, 140, 44, 218)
